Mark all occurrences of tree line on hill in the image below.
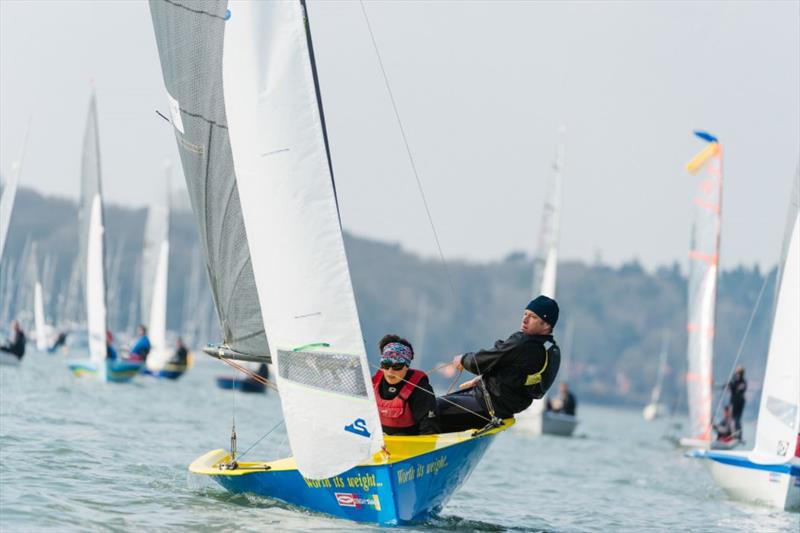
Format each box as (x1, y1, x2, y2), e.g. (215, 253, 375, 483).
(2, 187, 775, 411)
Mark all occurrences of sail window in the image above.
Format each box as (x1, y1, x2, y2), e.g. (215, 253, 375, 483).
(277, 349, 368, 398)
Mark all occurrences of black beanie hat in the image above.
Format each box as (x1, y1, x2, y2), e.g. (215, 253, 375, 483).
(526, 295, 559, 327)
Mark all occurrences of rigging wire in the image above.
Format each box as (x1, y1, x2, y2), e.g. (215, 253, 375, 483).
(359, 1, 489, 390)
(358, 1, 459, 306)
(709, 271, 771, 432)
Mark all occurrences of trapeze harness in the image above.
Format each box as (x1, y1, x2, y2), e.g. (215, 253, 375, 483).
(523, 339, 559, 400)
(372, 370, 428, 429)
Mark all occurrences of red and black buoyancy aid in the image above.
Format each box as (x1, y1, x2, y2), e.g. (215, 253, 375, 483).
(372, 369, 427, 428)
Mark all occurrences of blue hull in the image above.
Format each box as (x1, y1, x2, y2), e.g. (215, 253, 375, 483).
(68, 359, 143, 383)
(191, 423, 511, 525)
(216, 376, 266, 393)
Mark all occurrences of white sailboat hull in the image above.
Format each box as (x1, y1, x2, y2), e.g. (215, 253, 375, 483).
(515, 407, 578, 437)
(702, 451, 800, 511)
(642, 402, 665, 421)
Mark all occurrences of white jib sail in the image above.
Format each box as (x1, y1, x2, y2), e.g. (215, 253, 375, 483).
(0, 163, 21, 263)
(750, 177, 800, 464)
(34, 280, 47, 351)
(146, 240, 170, 370)
(0, 122, 29, 262)
(86, 194, 108, 370)
(534, 136, 563, 299)
(223, 0, 383, 479)
(143, 172, 171, 371)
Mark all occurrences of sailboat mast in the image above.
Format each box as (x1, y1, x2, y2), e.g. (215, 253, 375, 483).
(299, 0, 340, 216)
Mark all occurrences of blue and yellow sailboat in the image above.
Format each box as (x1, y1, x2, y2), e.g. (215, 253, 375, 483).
(66, 92, 142, 384)
(191, 422, 512, 525)
(149, 0, 513, 523)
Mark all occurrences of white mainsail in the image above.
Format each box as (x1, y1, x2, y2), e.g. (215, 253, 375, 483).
(749, 169, 800, 464)
(80, 93, 109, 376)
(0, 163, 21, 263)
(0, 123, 29, 263)
(142, 164, 171, 371)
(684, 132, 722, 443)
(532, 135, 564, 299)
(222, 0, 382, 479)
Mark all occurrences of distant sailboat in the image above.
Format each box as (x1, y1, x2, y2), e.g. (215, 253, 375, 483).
(0, 122, 29, 263)
(31, 243, 54, 351)
(516, 132, 576, 437)
(693, 168, 800, 511)
(679, 131, 723, 449)
(643, 332, 670, 421)
(67, 92, 142, 383)
(141, 163, 187, 379)
(150, 0, 512, 523)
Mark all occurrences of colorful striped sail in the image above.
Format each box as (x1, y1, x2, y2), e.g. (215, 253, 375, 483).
(684, 131, 722, 443)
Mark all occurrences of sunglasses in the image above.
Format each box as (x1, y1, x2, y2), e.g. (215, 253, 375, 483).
(380, 359, 407, 371)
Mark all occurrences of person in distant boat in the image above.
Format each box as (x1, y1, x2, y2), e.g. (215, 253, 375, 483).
(0, 320, 26, 360)
(372, 334, 439, 436)
(169, 337, 189, 366)
(106, 330, 118, 361)
(546, 382, 577, 416)
(436, 295, 561, 433)
(48, 331, 68, 353)
(128, 324, 151, 362)
(714, 405, 737, 443)
(726, 366, 747, 438)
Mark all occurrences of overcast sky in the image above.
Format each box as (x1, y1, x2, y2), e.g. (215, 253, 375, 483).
(1, 0, 798, 270)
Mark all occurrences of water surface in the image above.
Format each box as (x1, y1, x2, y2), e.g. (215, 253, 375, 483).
(1, 352, 797, 532)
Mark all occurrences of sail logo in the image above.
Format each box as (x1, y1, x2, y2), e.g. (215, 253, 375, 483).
(344, 418, 371, 438)
(334, 492, 381, 511)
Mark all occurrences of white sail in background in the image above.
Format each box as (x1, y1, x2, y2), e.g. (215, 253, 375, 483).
(0, 122, 29, 263)
(223, 0, 383, 479)
(80, 93, 109, 376)
(750, 170, 800, 464)
(0, 164, 21, 263)
(143, 164, 171, 371)
(532, 135, 564, 299)
(31, 243, 50, 351)
(684, 132, 722, 443)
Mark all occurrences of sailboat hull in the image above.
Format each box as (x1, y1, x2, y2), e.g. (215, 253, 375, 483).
(516, 410, 578, 437)
(190, 422, 512, 525)
(68, 359, 143, 383)
(698, 450, 800, 511)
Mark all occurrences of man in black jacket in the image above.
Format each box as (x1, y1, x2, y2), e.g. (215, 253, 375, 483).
(436, 295, 561, 432)
(0, 320, 26, 360)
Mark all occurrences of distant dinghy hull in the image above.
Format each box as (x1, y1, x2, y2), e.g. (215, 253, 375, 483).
(515, 403, 578, 437)
(189, 422, 511, 525)
(68, 359, 143, 383)
(215, 376, 266, 394)
(698, 450, 800, 511)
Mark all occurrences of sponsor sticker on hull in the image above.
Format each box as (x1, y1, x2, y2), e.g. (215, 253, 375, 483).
(335, 492, 381, 511)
